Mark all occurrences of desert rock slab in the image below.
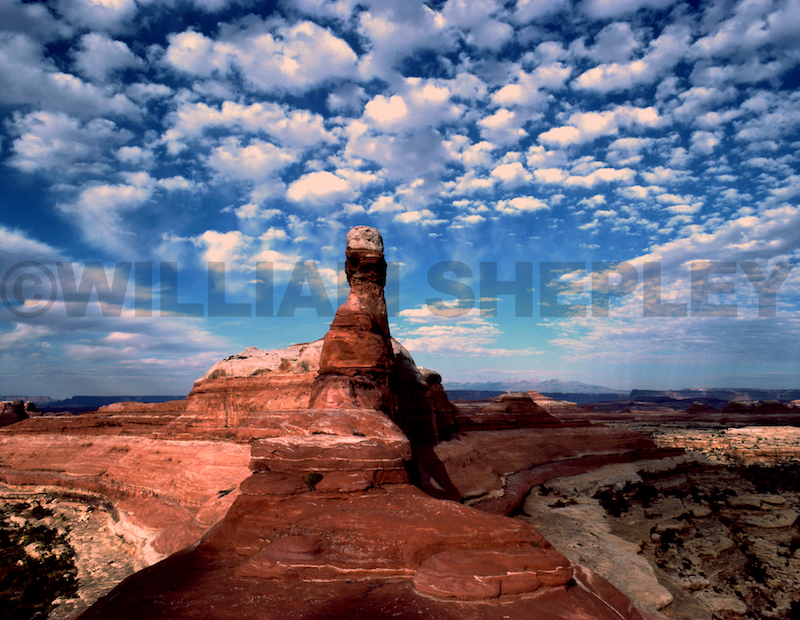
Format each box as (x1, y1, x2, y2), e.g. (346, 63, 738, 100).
(413, 546, 572, 600)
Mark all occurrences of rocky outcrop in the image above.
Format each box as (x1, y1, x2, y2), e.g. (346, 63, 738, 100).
(653, 426, 800, 466)
(443, 391, 560, 434)
(0, 400, 29, 427)
(521, 459, 800, 619)
(0, 431, 251, 565)
(77, 481, 651, 620)
(420, 414, 673, 511)
(179, 341, 322, 432)
(309, 226, 394, 413)
(528, 390, 580, 413)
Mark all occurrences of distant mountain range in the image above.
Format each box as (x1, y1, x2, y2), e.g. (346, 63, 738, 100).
(14, 395, 185, 410)
(443, 379, 626, 395)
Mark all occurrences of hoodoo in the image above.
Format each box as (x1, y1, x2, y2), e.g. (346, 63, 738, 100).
(309, 225, 395, 411)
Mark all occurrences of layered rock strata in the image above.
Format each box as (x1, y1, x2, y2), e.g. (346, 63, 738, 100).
(652, 426, 800, 466)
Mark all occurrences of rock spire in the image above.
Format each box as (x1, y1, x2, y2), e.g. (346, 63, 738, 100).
(309, 225, 395, 412)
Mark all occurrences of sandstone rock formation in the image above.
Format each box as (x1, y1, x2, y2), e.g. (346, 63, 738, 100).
(0, 226, 675, 620)
(309, 225, 394, 411)
(0, 399, 29, 427)
(653, 426, 800, 466)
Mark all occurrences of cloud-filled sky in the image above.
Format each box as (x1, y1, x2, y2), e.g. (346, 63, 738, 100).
(2, 0, 800, 398)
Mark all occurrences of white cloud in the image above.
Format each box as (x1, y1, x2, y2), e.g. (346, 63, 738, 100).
(116, 146, 153, 165)
(72, 33, 144, 82)
(362, 77, 465, 133)
(356, 2, 451, 80)
(343, 122, 453, 181)
(452, 213, 486, 226)
(57, 0, 138, 32)
(0, 33, 139, 118)
(206, 138, 296, 182)
(164, 20, 358, 92)
(495, 196, 549, 215)
(565, 167, 636, 188)
(514, 0, 569, 22)
(538, 105, 662, 146)
(478, 108, 528, 144)
(574, 24, 690, 93)
(393, 209, 446, 226)
(490, 161, 532, 186)
(193, 230, 252, 271)
(369, 195, 404, 213)
(286, 171, 355, 205)
(56, 174, 156, 251)
(492, 62, 571, 108)
(8, 111, 129, 175)
(166, 100, 335, 152)
(440, 0, 514, 50)
(690, 130, 721, 155)
(397, 307, 538, 356)
(0, 226, 63, 262)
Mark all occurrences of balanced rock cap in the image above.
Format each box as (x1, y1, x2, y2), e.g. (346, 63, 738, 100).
(347, 225, 383, 253)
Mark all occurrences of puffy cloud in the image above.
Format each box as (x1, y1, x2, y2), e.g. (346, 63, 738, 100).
(513, 0, 570, 22)
(164, 20, 358, 92)
(205, 138, 296, 182)
(452, 213, 486, 226)
(0, 226, 63, 263)
(396, 308, 538, 356)
(56, 0, 138, 32)
(8, 111, 129, 175)
(539, 105, 662, 146)
(286, 171, 355, 205)
(477, 108, 528, 144)
(564, 167, 637, 188)
(116, 146, 153, 165)
(495, 196, 549, 215)
(574, 24, 691, 93)
(393, 209, 446, 226)
(362, 77, 466, 133)
(193, 230, 253, 271)
(0, 33, 139, 118)
(690, 130, 721, 155)
(166, 100, 334, 152)
(369, 195, 404, 213)
(588, 21, 641, 62)
(72, 33, 144, 82)
(490, 161, 532, 186)
(344, 122, 454, 181)
(441, 0, 514, 50)
(356, 2, 451, 80)
(56, 173, 156, 251)
(491, 63, 571, 107)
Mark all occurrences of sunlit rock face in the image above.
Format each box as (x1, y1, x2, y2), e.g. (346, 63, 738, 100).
(0, 400, 28, 427)
(309, 225, 395, 413)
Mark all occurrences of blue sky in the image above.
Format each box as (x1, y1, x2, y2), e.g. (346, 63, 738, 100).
(1, 0, 800, 399)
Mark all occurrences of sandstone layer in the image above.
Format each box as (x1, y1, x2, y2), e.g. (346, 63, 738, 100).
(652, 426, 800, 466)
